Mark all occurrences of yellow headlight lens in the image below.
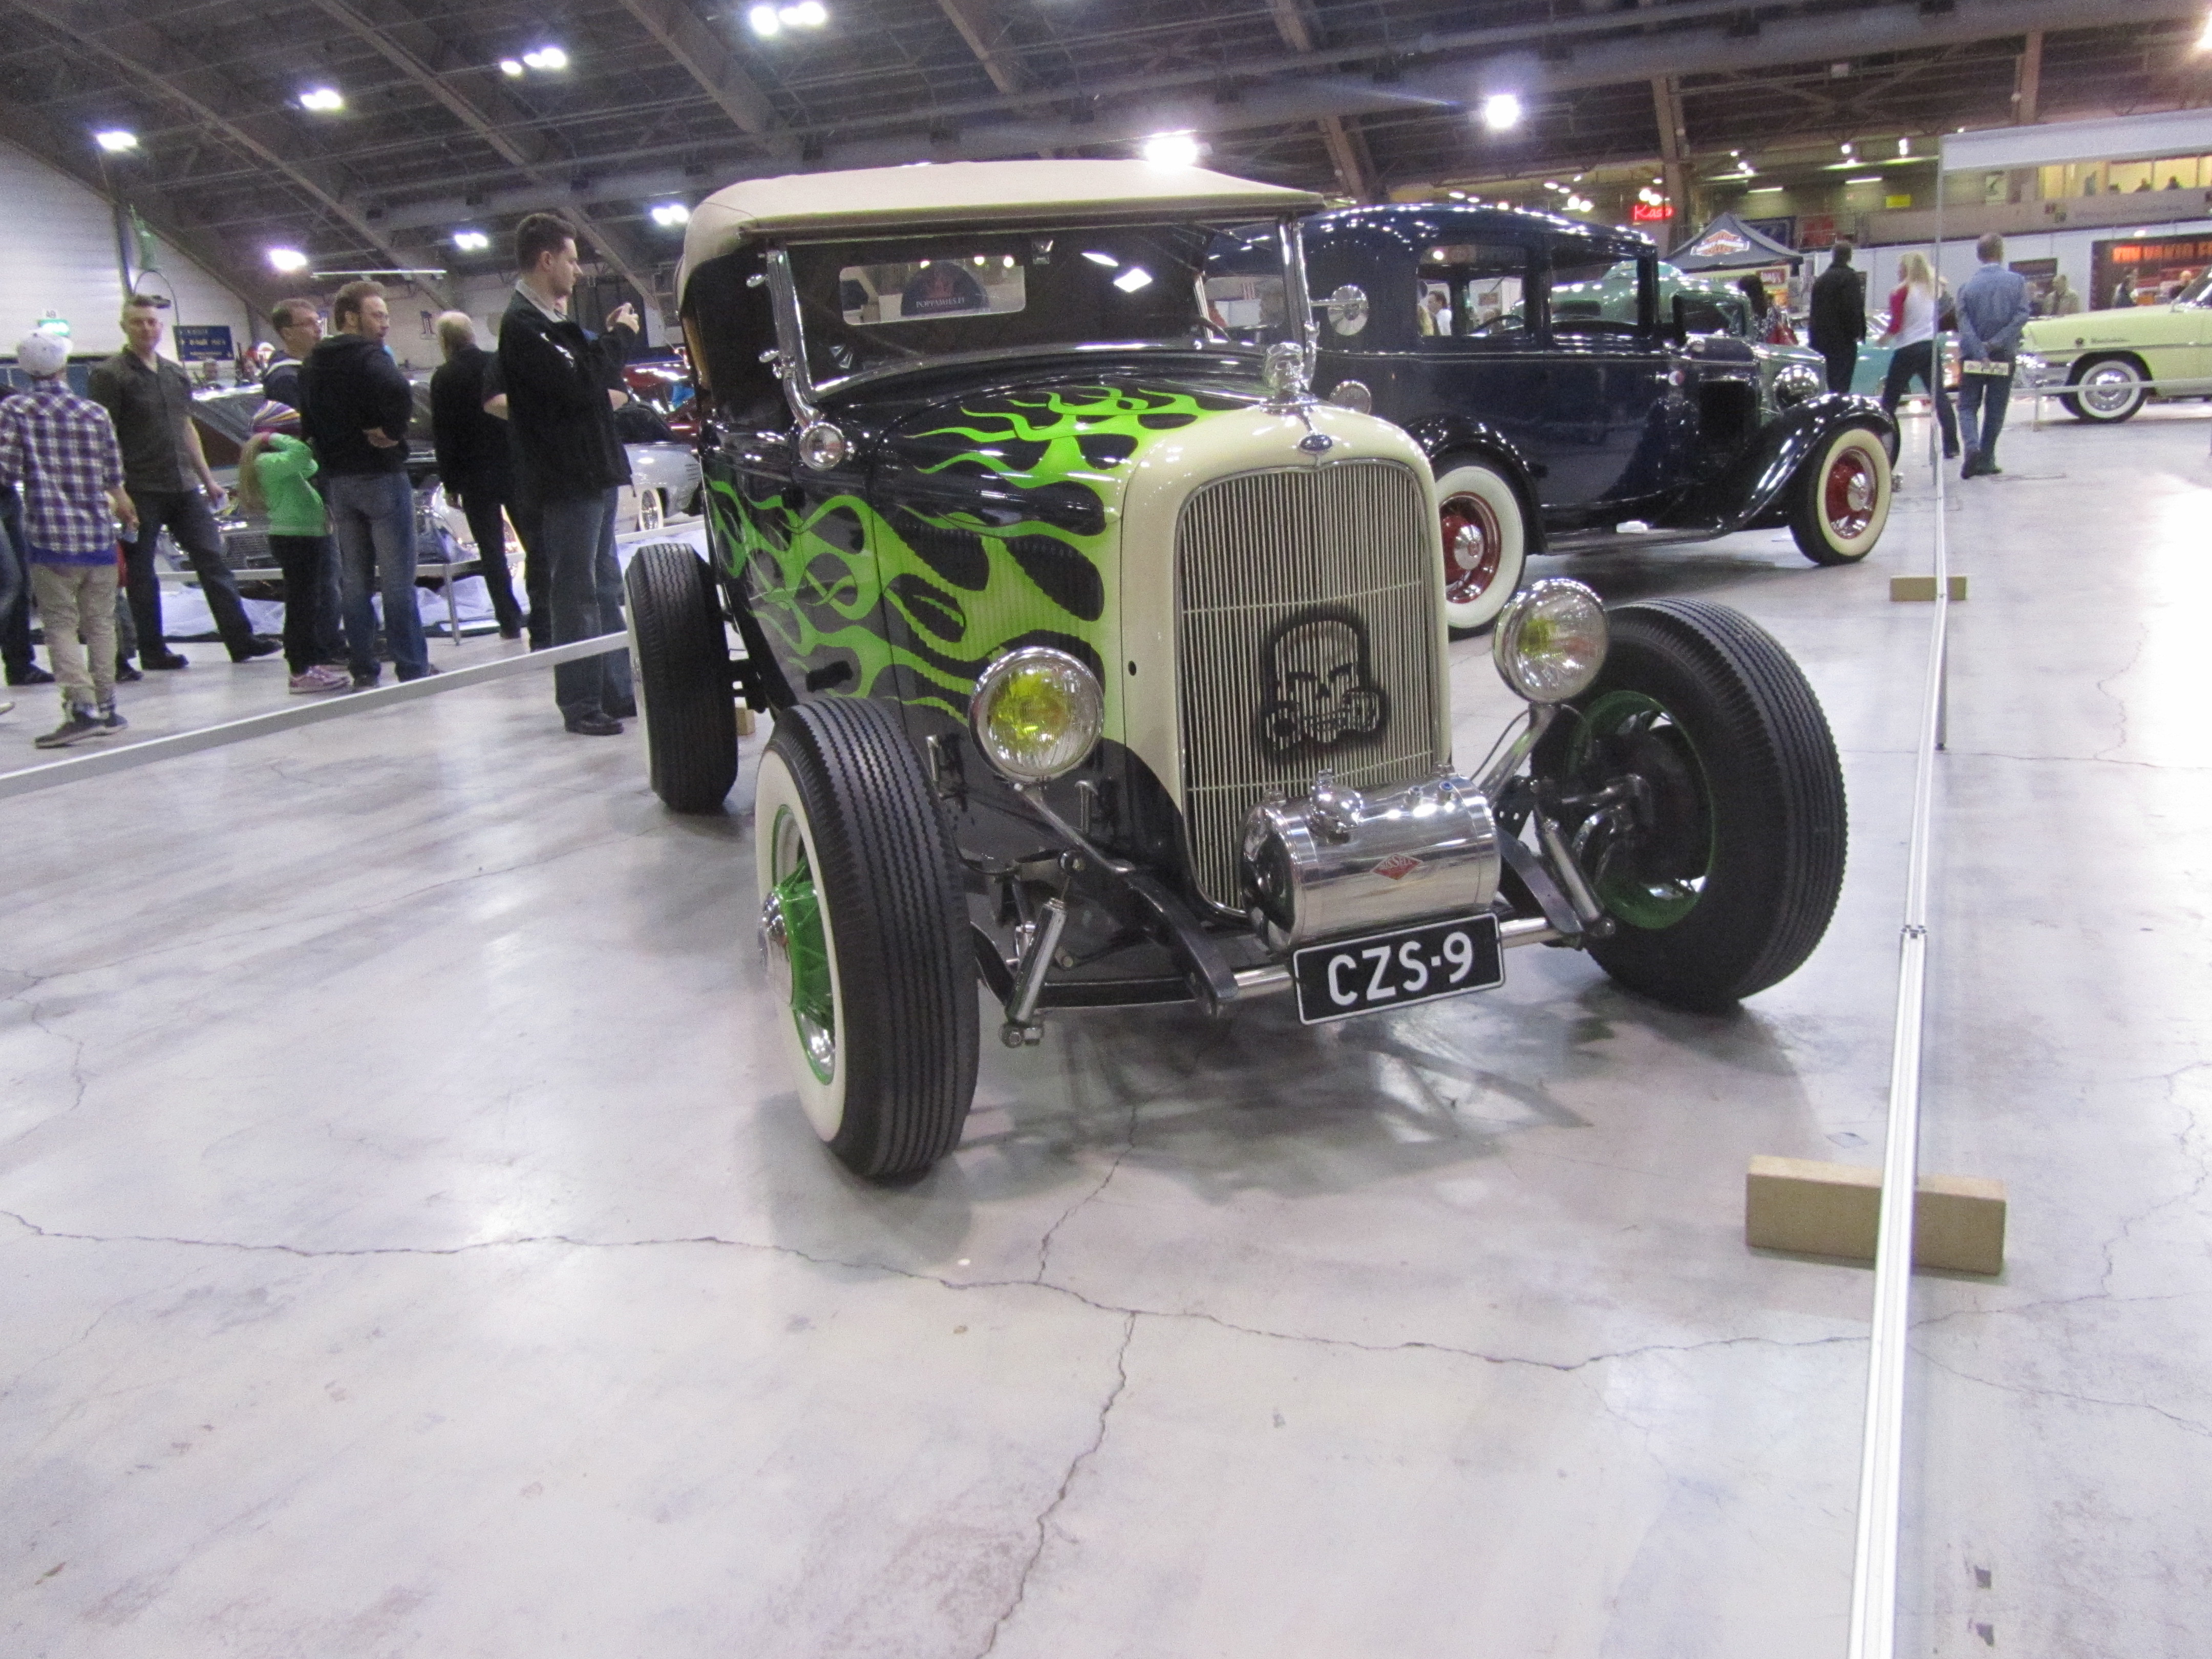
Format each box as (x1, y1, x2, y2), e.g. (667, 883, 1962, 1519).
(1492, 578, 1609, 703)
(971, 647, 1105, 782)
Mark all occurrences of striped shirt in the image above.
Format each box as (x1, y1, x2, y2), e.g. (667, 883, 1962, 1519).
(0, 379, 125, 563)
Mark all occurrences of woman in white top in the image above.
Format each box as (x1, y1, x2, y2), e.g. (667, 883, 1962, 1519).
(1878, 251, 1960, 459)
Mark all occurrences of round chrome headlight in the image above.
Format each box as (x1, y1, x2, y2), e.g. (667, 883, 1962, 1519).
(1492, 579, 1609, 704)
(970, 646, 1105, 783)
(1774, 362, 1823, 408)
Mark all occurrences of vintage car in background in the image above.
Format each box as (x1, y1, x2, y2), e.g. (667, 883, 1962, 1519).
(2020, 266, 2212, 422)
(623, 160, 1849, 1180)
(1234, 206, 1895, 632)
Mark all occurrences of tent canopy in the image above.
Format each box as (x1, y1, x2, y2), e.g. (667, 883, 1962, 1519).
(1667, 212, 1801, 271)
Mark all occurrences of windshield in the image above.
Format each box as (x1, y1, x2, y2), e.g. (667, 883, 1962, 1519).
(785, 220, 1302, 388)
(2176, 268, 2212, 307)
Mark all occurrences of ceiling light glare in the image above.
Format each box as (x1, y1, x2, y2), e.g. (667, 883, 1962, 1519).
(1112, 266, 1154, 293)
(500, 58, 525, 75)
(1080, 249, 1119, 268)
(266, 247, 309, 273)
(649, 203, 691, 227)
(1840, 141, 1855, 155)
(1481, 92, 1522, 132)
(1747, 183, 1783, 194)
(1897, 136, 1911, 156)
(1846, 175, 1883, 185)
(94, 129, 138, 153)
(748, 4, 781, 35)
(299, 86, 345, 112)
(453, 229, 492, 251)
(1447, 189, 1466, 200)
(522, 45, 568, 71)
(782, 1, 829, 25)
(2200, 10, 2212, 48)
(1140, 132, 1200, 168)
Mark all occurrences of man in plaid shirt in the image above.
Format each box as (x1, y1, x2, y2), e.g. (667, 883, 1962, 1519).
(0, 332, 140, 747)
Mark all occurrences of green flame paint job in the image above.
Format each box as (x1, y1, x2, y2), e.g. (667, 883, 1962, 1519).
(706, 381, 1253, 726)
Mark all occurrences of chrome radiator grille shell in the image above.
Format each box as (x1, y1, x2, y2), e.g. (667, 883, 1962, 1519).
(1174, 458, 1445, 912)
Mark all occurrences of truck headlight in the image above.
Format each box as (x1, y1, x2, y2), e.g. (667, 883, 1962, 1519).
(970, 646, 1104, 783)
(1492, 579, 1608, 704)
(1774, 363, 1823, 407)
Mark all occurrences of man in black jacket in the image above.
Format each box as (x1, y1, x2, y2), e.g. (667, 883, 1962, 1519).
(430, 312, 524, 638)
(300, 280, 434, 686)
(1809, 242, 1868, 395)
(498, 213, 637, 735)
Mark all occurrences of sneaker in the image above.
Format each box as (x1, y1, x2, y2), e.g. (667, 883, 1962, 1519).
(114, 661, 143, 683)
(33, 707, 107, 749)
(350, 669, 381, 690)
(232, 636, 282, 663)
(289, 665, 350, 695)
(6, 664, 54, 687)
(97, 704, 127, 733)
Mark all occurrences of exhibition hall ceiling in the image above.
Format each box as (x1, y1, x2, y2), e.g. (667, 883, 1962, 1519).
(0, 0, 2202, 301)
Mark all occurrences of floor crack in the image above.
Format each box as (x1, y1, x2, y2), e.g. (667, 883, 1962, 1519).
(976, 1311, 1135, 1657)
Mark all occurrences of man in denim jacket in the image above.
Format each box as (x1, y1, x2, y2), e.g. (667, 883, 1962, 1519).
(1956, 235, 2033, 479)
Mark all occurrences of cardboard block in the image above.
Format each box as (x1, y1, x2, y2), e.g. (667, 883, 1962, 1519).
(1746, 1155, 2005, 1275)
(1890, 575, 1969, 602)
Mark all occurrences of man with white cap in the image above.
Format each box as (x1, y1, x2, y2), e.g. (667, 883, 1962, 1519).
(0, 331, 138, 747)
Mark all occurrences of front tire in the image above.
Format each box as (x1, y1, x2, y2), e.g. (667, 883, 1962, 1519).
(1789, 424, 1891, 565)
(2059, 356, 2147, 423)
(1534, 600, 1846, 1011)
(626, 543, 739, 813)
(755, 698, 977, 1180)
(1435, 460, 1529, 636)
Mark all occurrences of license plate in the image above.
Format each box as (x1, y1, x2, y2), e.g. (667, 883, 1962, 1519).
(1291, 912, 1504, 1025)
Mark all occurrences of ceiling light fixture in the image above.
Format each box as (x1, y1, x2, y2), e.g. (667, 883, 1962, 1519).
(2199, 9, 2212, 49)
(267, 247, 309, 273)
(1746, 184, 1784, 194)
(299, 86, 345, 113)
(499, 58, 525, 75)
(521, 45, 568, 71)
(1112, 266, 1154, 293)
(93, 129, 138, 153)
(1846, 175, 1884, 185)
(1480, 92, 1522, 132)
(1898, 136, 1911, 156)
(453, 230, 492, 251)
(650, 203, 691, 227)
(750, 2, 828, 35)
(1139, 131, 1201, 167)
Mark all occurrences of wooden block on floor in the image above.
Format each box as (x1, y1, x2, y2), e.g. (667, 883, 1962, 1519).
(1890, 574, 1969, 602)
(1745, 1155, 2006, 1274)
(736, 706, 757, 738)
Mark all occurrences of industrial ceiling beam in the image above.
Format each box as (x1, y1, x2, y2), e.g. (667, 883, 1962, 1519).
(0, 96, 270, 320)
(2016, 29, 2046, 124)
(304, 0, 663, 302)
(937, 0, 1027, 95)
(1652, 75, 1692, 227)
(341, 0, 2198, 233)
(614, 0, 786, 140)
(1265, 0, 1373, 201)
(9, 0, 428, 289)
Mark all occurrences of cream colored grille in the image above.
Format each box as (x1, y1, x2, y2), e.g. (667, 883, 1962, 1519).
(1175, 459, 1442, 911)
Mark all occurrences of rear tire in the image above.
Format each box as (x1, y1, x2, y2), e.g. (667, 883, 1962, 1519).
(626, 542, 739, 813)
(1789, 424, 1891, 565)
(2059, 356, 2147, 423)
(1435, 459, 1529, 637)
(1533, 599, 1846, 1010)
(755, 698, 977, 1180)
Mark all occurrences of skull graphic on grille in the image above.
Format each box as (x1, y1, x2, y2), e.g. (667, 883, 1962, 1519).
(1255, 608, 1389, 759)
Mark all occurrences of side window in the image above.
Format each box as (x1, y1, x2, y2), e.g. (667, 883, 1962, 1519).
(1416, 243, 1532, 350)
(1548, 246, 1655, 338)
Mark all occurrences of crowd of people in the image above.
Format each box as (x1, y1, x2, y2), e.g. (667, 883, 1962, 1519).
(0, 210, 643, 748)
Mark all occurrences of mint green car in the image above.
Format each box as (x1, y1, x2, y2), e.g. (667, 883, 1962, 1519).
(2021, 269, 2212, 422)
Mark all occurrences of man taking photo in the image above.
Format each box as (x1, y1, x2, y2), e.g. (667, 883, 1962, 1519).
(88, 293, 276, 670)
(300, 280, 434, 686)
(498, 212, 637, 735)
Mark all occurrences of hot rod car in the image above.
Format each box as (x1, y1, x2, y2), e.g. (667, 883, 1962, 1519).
(626, 161, 1849, 1180)
(1275, 206, 1896, 631)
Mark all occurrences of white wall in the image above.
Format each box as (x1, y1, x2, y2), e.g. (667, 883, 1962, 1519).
(1853, 217, 2212, 311)
(0, 139, 253, 364)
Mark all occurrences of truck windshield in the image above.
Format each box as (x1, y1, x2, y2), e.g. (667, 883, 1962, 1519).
(785, 221, 1301, 388)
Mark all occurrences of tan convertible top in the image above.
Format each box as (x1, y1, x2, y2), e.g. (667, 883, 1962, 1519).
(678, 159, 1320, 299)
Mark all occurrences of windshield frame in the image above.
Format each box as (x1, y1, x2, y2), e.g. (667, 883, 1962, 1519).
(2174, 268, 2212, 309)
(763, 215, 1314, 411)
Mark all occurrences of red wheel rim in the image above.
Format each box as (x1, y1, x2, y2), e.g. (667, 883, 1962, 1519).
(1824, 448, 1877, 540)
(1441, 493, 1504, 603)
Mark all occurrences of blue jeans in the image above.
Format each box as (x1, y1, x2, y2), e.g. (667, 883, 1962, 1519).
(324, 471, 431, 680)
(538, 487, 633, 718)
(1958, 363, 2015, 461)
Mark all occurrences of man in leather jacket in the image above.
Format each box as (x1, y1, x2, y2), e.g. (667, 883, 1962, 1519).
(1809, 242, 1868, 395)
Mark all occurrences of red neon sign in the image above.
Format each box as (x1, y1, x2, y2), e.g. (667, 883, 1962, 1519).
(1630, 201, 1674, 223)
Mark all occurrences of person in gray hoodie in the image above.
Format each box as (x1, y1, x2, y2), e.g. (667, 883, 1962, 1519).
(300, 281, 433, 685)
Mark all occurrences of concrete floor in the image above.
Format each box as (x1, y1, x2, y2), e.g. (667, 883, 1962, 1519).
(2, 407, 2206, 1656)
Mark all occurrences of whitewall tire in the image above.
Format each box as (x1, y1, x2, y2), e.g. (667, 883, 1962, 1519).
(1789, 425, 1892, 566)
(1434, 460, 1528, 636)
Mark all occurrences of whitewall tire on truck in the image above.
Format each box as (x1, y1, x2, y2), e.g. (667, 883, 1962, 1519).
(626, 543, 739, 812)
(1789, 424, 1891, 566)
(754, 697, 977, 1181)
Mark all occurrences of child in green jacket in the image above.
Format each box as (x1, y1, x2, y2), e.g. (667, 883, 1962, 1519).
(239, 433, 348, 693)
